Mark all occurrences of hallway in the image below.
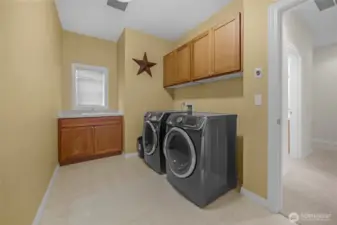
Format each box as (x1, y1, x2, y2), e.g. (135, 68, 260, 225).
(283, 150, 337, 225)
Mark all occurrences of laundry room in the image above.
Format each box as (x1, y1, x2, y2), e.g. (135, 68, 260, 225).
(1, 0, 280, 225)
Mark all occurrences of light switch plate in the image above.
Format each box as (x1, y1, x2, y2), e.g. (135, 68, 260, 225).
(255, 68, 263, 78)
(255, 94, 262, 106)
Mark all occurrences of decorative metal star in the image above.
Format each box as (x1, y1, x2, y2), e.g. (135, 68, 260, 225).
(132, 53, 157, 77)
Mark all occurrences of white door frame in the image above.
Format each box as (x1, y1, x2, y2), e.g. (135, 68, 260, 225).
(267, 0, 308, 213)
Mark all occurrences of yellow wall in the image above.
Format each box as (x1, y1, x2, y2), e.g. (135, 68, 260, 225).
(122, 29, 174, 152)
(0, 1, 62, 225)
(172, 0, 273, 198)
(62, 31, 118, 110)
(241, 0, 272, 199)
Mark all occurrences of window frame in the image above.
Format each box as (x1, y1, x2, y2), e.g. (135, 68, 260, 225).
(71, 63, 109, 111)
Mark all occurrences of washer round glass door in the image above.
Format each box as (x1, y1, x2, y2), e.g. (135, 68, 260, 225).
(164, 127, 196, 178)
(143, 121, 158, 156)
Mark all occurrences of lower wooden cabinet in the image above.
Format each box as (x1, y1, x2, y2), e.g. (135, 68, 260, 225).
(94, 124, 122, 155)
(58, 116, 123, 165)
(60, 126, 94, 163)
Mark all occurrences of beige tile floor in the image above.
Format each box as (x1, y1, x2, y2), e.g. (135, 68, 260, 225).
(283, 150, 337, 225)
(40, 156, 293, 225)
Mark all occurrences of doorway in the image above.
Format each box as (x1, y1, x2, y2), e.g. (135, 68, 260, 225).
(267, 0, 309, 215)
(269, 1, 337, 224)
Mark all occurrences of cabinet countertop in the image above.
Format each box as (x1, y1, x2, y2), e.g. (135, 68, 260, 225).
(58, 110, 123, 119)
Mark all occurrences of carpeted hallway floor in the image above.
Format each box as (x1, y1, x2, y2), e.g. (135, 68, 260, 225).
(282, 150, 337, 225)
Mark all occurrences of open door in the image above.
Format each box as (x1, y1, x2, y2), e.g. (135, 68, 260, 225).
(287, 46, 302, 159)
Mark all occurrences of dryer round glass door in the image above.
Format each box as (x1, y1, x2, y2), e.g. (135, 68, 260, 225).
(143, 121, 158, 155)
(164, 127, 196, 178)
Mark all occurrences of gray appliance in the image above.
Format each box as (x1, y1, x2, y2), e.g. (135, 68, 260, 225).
(142, 111, 185, 174)
(163, 113, 237, 207)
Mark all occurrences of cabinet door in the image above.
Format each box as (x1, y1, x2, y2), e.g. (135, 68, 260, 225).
(163, 51, 177, 87)
(191, 31, 211, 80)
(212, 13, 241, 75)
(94, 124, 122, 155)
(176, 44, 191, 83)
(60, 126, 94, 163)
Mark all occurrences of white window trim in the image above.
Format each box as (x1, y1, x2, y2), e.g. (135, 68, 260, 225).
(72, 63, 109, 110)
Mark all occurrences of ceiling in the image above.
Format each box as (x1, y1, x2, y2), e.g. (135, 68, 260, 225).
(55, 0, 232, 42)
(291, 0, 337, 48)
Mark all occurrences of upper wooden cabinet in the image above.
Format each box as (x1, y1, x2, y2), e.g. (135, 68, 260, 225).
(164, 44, 192, 87)
(163, 13, 242, 87)
(177, 44, 192, 83)
(191, 31, 211, 80)
(212, 13, 241, 75)
(164, 51, 177, 87)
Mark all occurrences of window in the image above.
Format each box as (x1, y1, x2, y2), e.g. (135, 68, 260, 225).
(72, 63, 108, 110)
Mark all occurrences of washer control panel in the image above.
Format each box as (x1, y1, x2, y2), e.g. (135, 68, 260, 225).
(167, 114, 206, 130)
(176, 117, 183, 123)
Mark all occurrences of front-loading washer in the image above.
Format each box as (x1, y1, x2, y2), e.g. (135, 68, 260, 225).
(164, 112, 238, 207)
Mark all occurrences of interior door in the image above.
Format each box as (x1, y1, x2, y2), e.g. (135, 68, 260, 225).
(287, 52, 301, 158)
(191, 31, 211, 80)
(164, 127, 196, 178)
(213, 13, 241, 75)
(94, 124, 122, 155)
(60, 126, 94, 162)
(164, 51, 177, 87)
(176, 44, 192, 83)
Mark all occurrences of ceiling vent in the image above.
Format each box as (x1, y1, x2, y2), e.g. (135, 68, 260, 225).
(107, 0, 128, 12)
(314, 0, 336, 11)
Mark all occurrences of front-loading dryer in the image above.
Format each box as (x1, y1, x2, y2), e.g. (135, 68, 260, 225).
(163, 112, 238, 207)
(142, 111, 185, 174)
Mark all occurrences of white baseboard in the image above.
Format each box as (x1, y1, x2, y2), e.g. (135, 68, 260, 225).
(312, 139, 337, 151)
(240, 187, 268, 209)
(32, 165, 59, 225)
(124, 152, 138, 159)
